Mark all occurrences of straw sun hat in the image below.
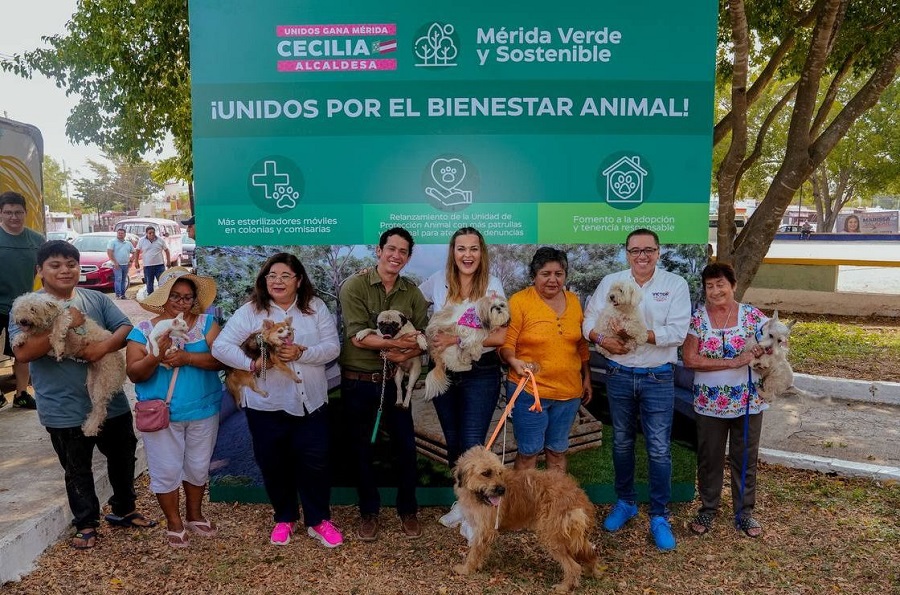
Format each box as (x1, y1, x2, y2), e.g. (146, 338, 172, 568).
(138, 266, 217, 314)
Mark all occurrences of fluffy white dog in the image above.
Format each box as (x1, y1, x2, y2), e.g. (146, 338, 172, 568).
(750, 310, 796, 402)
(591, 281, 647, 356)
(355, 310, 428, 409)
(424, 294, 510, 400)
(146, 312, 189, 358)
(10, 292, 127, 436)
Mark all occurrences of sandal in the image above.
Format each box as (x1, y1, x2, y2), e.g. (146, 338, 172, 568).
(105, 511, 158, 529)
(71, 528, 98, 550)
(166, 529, 190, 548)
(690, 513, 714, 535)
(186, 519, 218, 537)
(736, 515, 763, 538)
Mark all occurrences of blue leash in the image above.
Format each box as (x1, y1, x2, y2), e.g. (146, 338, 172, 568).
(735, 365, 753, 528)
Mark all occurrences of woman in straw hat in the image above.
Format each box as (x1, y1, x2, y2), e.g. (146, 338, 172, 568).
(211, 253, 343, 548)
(125, 267, 225, 548)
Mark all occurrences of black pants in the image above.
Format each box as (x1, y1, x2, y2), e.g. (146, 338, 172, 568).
(47, 412, 138, 530)
(695, 412, 763, 518)
(244, 407, 332, 527)
(342, 377, 418, 517)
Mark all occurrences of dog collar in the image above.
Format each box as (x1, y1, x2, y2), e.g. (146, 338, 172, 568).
(457, 307, 482, 329)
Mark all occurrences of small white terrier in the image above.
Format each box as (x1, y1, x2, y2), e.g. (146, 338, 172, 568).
(750, 310, 796, 402)
(591, 281, 648, 356)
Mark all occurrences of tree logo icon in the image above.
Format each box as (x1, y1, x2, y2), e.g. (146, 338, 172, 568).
(414, 22, 459, 68)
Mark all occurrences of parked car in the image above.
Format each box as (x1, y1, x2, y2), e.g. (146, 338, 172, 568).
(72, 232, 141, 291)
(778, 223, 817, 233)
(46, 229, 79, 242)
(180, 236, 195, 266)
(114, 217, 184, 266)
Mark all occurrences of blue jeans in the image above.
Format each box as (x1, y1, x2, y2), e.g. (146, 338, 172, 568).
(245, 406, 332, 527)
(605, 363, 675, 517)
(431, 352, 501, 468)
(143, 264, 165, 294)
(342, 376, 418, 517)
(113, 264, 129, 297)
(508, 381, 581, 456)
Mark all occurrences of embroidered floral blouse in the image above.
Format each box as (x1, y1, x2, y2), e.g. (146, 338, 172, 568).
(687, 303, 769, 418)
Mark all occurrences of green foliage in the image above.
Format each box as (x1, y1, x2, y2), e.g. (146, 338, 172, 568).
(42, 155, 70, 212)
(788, 319, 900, 367)
(1, 0, 192, 180)
(72, 157, 159, 214)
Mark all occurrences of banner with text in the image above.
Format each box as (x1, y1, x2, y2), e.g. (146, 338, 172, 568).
(190, 0, 718, 245)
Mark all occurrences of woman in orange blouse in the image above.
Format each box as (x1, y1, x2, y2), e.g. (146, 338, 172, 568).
(499, 247, 592, 472)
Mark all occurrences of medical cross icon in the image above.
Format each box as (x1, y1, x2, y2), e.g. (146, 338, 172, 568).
(251, 161, 290, 199)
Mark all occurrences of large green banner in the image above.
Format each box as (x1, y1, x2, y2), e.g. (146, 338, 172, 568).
(190, 0, 718, 245)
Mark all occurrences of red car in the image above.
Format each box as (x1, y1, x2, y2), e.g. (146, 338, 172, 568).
(72, 232, 141, 291)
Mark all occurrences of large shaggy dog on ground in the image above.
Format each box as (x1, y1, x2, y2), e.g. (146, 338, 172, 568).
(452, 446, 602, 593)
(10, 292, 126, 436)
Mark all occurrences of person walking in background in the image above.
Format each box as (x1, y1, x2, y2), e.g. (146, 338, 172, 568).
(106, 228, 135, 300)
(338, 227, 428, 542)
(582, 228, 691, 552)
(213, 253, 343, 548)
(499, 246, 592, 474)
(682, 262, 768, 538)
(0, 191, 43, 410)
(134, 226, 170, 295)
(125, 267, 224, 548)
(10, 240, 155, 550)
(418, 227, 507, 531)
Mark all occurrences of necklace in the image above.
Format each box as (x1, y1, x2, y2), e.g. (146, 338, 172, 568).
(710, 302, 736, 330)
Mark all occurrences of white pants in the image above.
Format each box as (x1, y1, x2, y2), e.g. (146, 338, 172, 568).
(142, 414, 220, 493)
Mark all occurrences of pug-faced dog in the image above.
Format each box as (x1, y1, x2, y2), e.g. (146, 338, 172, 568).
(355, 310, 428, 408)
(424, 293, 510, 400)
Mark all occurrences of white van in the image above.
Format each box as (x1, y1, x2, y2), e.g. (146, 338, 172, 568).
(114, 217, 183, 266)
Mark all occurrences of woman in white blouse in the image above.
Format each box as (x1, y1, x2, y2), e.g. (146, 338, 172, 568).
(212, 253, 343, 548)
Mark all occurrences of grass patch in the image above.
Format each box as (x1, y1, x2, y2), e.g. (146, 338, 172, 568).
(788, 318, 900, 368)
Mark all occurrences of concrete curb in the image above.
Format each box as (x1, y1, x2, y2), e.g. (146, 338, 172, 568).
(794, 373, 900, 406)
(760, 448, 900, 482)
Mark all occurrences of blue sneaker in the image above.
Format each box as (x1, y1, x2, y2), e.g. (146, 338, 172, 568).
(603, 500, 638, 532)
(650, 516, 676, 551)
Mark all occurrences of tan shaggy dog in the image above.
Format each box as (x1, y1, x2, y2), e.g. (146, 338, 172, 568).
(453, 446, 602, 593)
(591, 280, 647, 357)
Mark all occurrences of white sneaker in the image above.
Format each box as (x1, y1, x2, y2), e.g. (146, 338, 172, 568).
(439, 501, 463, 528)
(459, 519, 475, 545)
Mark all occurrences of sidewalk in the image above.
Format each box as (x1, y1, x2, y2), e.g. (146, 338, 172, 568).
(2, 304, 900, 582)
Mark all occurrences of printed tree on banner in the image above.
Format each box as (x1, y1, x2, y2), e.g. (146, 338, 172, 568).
(415, 23, 458, 66)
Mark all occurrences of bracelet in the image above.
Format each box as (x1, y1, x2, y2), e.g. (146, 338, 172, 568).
(594, 333, 605, 346)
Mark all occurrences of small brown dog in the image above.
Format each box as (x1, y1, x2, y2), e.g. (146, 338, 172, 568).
(225, 317, 302, 405)
(453, 446, 602, 593)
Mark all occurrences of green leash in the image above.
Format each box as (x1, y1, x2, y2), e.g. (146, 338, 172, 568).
(370, 353, 389, 444)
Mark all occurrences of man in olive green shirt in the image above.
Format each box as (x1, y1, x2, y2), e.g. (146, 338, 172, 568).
(338, 227, 428, 542)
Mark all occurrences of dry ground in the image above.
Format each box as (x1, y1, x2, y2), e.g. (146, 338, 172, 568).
(5, 313, 899, 594)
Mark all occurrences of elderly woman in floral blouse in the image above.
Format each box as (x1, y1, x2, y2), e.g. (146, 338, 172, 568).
(681, 263, 768, 539)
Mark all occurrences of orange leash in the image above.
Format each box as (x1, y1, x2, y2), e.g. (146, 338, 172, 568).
(485, 369, 542, 451)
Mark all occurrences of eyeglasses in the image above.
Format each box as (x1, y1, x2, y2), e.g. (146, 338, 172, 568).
(1, 210, 26, 218)
(168, 293, 196, 303)
(626, 247, 659, 256)
(265, 273, 297, 283)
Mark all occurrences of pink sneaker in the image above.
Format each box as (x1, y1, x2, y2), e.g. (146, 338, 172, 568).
(270, 522, 295, 545)
(308, 520, 343, 548)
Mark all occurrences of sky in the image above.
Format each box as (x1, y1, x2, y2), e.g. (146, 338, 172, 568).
(1, 1, 118, 178)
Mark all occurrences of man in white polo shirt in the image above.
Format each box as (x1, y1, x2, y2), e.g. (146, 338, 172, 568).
(582, 228, 691, 552)
(134, 226, 170, 295)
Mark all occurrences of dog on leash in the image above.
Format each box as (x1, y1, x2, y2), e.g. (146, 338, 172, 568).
(355, 310, 427, 408)
(750, 310, 796, 402)
(591, 281, 647, 356)
(453, 446, 602, 594)
(224, 317, 302, 406)
(423, 294, 510, 400)
(10, 292, 126, 436)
